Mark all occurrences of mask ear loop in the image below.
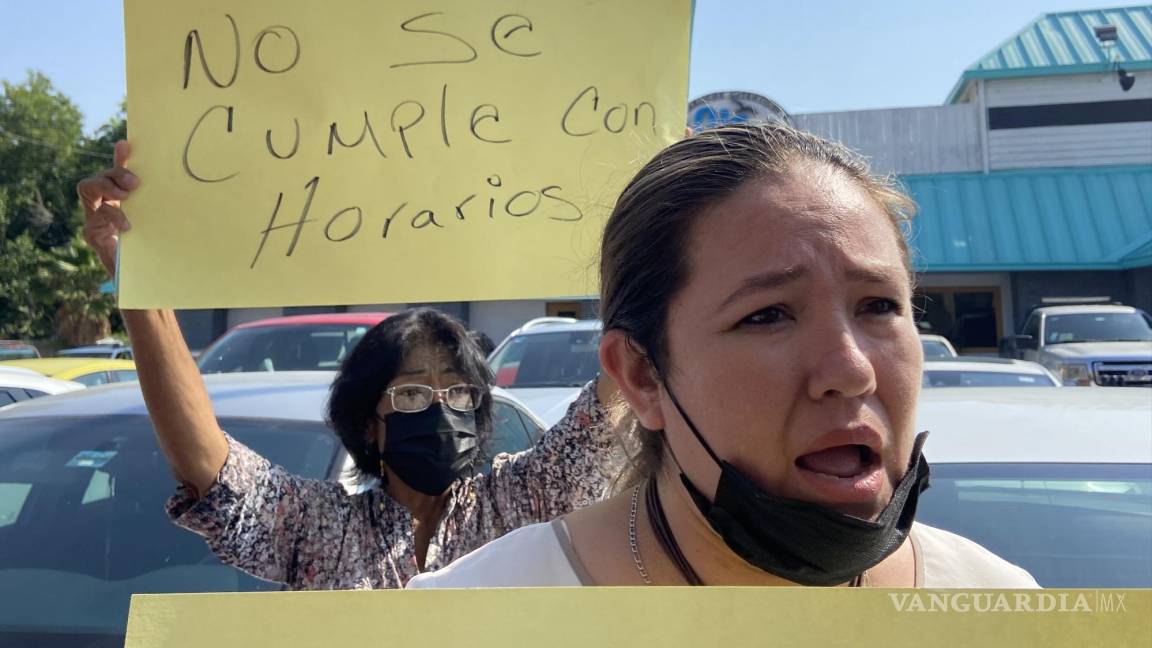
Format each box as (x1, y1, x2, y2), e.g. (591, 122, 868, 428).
(647, 352, 723, 468)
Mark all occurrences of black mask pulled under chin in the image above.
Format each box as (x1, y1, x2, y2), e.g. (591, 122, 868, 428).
(662, 383, 931, 587)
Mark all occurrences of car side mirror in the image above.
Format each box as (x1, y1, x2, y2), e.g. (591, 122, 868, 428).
(1014, 334, 1036, 350)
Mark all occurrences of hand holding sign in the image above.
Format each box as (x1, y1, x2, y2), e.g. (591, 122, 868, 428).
(78, 141, 137, 276)
(120, 0, 692, 308)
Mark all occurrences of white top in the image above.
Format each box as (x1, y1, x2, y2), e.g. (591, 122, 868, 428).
(407, 520, 1039, 589)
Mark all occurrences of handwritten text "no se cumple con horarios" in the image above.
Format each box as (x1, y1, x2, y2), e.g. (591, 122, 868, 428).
(176, 11, 660, 269)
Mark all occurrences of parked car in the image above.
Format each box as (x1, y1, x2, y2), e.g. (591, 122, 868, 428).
(197, 313, 393, 373)
(919, 334, 958, 359)
(0, 341, 40, 361)
(915, 387, 1152, 588)
(56, 342, 133, 360)
(0, 372, 544, 647)
(1005, 304, 1152, 387)
(0, 358, 138, 388)
(489, 318, 603, 427)
(0, 369, 84, 405)
(922, 358, 1059, 388)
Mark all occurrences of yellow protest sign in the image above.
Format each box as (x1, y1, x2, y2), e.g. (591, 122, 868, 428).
(124, 588, 1152, 648)
(120, 0, 691, 308)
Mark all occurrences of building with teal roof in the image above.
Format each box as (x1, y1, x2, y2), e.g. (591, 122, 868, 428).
(784, 5, 1152, 354)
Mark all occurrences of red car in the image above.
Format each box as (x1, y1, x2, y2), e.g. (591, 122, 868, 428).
(196, 313, 393, 373)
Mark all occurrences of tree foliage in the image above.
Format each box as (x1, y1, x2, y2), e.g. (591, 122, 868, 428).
(0, 71, 124, 342)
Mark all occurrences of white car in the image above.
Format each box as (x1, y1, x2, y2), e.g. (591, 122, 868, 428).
(919, 334, 958, 360)
(915, 387, 1152, 588)
(489, 318, 602, 427)
(922, 358, 1059, 388)
(0, 368, 84, 406)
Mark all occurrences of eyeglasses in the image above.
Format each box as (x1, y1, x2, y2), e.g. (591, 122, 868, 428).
(383, 383, 484, 414)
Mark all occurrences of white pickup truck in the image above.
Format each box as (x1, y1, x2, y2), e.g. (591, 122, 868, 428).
(1008, 304, 1152, 387)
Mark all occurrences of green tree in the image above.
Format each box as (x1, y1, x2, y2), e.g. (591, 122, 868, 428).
(0, 71, 92, 248)
(0, 71, 122, 342)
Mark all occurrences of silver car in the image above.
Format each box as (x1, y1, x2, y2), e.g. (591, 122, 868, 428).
(0, 372, 544, 646)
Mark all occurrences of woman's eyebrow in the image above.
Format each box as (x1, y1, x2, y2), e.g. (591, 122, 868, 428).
(720, 266, 807, 309)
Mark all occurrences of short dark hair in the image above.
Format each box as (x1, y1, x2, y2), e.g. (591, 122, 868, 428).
(469, 330, 496, 357)
(327, 308, 494, 479)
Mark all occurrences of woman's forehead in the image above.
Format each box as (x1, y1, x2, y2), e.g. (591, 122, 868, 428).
(690, 172, 902, 268)
(398, 344, 461, 375)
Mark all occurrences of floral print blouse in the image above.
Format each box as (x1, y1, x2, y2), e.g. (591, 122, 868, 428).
(166, 381, 611, 590)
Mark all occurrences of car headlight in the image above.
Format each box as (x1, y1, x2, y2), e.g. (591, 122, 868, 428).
(1057, 363, 1092, 386)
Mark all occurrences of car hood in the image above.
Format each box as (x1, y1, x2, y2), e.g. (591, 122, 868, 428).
(1044, 341, 1152, 360)
(500, 387, 583, 428)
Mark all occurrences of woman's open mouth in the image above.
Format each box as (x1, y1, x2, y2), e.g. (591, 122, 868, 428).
(793, 444, 886, 508)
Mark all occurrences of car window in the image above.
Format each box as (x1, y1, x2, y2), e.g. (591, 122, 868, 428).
(920, 340, 954, 359)
(490, 330, 602, 388)
(1044, 313, 1152, 344)
(0, 349, 37, 360)
(0, 415, 339, 637)
(112, 370, 139, 382)
(0, 390, 18, 407)
(1023, 314, 1040, 340)
(479, 400, 546, 476)
(916, 463, 1152, 588)
(71, 371, 111, 387)
(198, 325, 370, 373)
(922, 370, 1057, 387)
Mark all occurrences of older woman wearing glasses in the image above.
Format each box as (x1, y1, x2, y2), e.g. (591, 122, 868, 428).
(76, 142, 616, 589)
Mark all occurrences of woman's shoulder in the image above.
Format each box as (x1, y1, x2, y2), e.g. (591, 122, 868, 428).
(408, 521, 582, 588)
(913, 522, 1040, 588)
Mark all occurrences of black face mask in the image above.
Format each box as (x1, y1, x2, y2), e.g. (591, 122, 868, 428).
(663, 383, 931, 587)
(381, 403, 479, 496)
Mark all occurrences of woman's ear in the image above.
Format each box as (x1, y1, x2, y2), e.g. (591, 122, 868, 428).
(599, 330, 665, 430)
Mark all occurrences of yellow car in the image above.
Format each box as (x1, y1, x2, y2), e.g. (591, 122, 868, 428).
(0, 358, 138, 387)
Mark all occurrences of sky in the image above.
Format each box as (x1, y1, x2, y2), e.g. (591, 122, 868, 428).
(0, 0, 1114, 134)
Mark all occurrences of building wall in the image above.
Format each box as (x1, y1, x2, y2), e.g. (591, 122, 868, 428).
(175, 309, 228, 350)
(983, 73, 1152, 107)
(226, 307, 283, 329)
(983, 73, 1152, 170)
(793, 104, 983, 175)
(1008, 269, 1149, 330)
(987, 122, 1152, 169)
(1125, 267, 1152, 314)
(469, 300, 548, 343)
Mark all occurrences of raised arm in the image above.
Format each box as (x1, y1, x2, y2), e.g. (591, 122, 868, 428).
(78, 141, 227, 496)
(467, 373, 620, 534)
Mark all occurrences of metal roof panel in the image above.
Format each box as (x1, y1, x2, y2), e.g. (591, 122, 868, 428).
(948, 5, 1152, 102)
(904, 165, 1152, 271)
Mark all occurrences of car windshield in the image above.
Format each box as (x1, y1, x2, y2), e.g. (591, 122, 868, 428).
(490, 330, 602, 388)
(1044, 312, 1152, 344)
(0, 349, 37, 360)
(916, 463, 1152, 588)
(198, 324, 371, 373)
(0, 415, 338, 641)
(923, 370, 1057, 387)
(921, 340, 955, 359)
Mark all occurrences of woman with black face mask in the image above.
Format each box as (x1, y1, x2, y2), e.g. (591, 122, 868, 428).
(408, 125, 1039, 589)
(76, 143, 618, 589)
